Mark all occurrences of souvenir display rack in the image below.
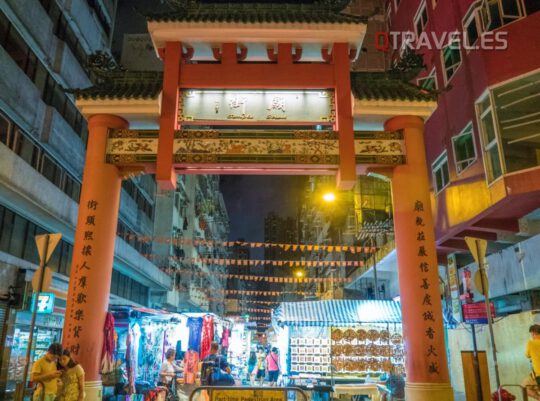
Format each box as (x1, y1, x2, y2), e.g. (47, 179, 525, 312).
(331, 326, 405, 376)
(289, 337, 332, 374)
(287, 324, 404, 379)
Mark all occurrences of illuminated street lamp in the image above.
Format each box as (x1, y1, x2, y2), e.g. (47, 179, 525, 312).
(322, 191, 336, 203)
(294, 270, 305, 278)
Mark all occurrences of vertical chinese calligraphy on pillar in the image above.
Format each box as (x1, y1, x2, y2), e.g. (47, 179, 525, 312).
(63, 115, 127, 386)
(385, 115, 451, 391)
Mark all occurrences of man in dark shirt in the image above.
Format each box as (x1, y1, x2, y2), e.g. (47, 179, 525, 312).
(201, 342, 233, 386)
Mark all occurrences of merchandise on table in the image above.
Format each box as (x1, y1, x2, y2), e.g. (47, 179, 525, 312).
(273, 299, 405, 393)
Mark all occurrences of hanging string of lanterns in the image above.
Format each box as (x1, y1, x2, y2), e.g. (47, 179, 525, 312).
(148, 255, 365, 269)
(162, 267, 352, 284)
(127, 234, 378, 254)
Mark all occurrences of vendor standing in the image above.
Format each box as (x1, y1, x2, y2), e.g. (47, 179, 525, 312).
(159, 349, 183, 387)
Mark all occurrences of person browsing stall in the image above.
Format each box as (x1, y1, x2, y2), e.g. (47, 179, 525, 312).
(254, 347, 266, 386)
(159, 349, 183, 386)
(265, 348, 280, 386)
(201, 342, 233, 386)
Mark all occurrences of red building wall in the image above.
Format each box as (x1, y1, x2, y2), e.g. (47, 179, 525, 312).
(387, 0, 540, 246)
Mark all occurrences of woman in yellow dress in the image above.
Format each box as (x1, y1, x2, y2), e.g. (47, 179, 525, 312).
(58, 350, 85, 401)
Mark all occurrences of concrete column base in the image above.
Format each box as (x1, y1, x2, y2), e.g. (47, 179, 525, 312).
(406, 382, 454, 401)
(84, 380, 103, 401)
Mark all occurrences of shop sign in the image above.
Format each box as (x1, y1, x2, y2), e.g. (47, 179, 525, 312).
(179, 90, 335, 125)
(30, 292, 55, 314)
(462, 302, 495, 325)
(211, 389, 286, 401)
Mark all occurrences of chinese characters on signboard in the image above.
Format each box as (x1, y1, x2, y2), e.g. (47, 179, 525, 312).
(179, 90, 335, 124)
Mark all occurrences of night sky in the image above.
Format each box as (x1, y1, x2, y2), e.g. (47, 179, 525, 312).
(220, 176, 306, 243)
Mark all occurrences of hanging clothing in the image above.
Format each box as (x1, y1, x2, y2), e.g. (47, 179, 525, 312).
(183, 350, 199, 384)
(187, 317, 204, 353)
(221, 328, 230, 349)
(129, 323, 141, 394)
(101, 312, 116, 374)
(200, 315, 214, 360)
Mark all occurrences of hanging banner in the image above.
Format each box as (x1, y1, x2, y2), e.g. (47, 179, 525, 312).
(179, 89, 335, 125)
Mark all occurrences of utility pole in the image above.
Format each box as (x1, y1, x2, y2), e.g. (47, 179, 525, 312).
(17, 233, 61, 401)
(372, 235, 379, 300)
(465, 236, 501, 390)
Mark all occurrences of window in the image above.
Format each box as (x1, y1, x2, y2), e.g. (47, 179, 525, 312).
(476, 70, 540, 177)
(524, 0, 540, 14)
(0, 113, 11, 146)
(414, 1, 429, 35)
(463, 9, 481, 48)
(432, 151, 450, 193)
(0, 203, 74, 271)
(476, 93, 503, 182)
(0, 111, 82, 202)
(417, 68, 438, 90)
(0, 11, 88, 143)
(442, 41, 461, 83)
(481, 0, 525, 31)
(452, 124, 477, 173)
(386, 3, 393, 29)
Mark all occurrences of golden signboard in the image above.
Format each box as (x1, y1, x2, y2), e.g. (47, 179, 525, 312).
(211, 389, 286, 401)
(179, 89, 335, 125)
(106, 129, 406, 166)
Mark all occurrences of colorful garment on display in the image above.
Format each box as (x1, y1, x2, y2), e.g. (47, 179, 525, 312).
(200, 315, 214, 360)
(221, 328, 230, 348)
(187, 317, 203, 353)
(126, 324, 139, 394)
(101, 312, 116, 374)
(184, 350, 199, 384)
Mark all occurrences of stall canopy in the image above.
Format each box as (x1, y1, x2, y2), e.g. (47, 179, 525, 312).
(273, 300, 402, 327)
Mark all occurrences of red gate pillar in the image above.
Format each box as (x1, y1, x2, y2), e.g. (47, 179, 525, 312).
(333, 43, 356, 190)
(385, 116, 454, 401)
(62, 114, 128, 401)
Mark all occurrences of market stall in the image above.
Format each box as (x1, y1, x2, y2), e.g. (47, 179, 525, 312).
(272, 300, 404, 401)
(105, 306, 236, 399)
